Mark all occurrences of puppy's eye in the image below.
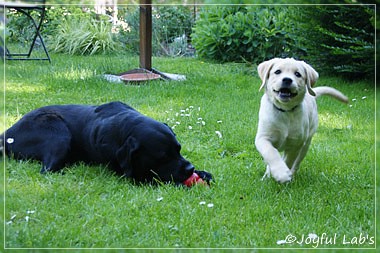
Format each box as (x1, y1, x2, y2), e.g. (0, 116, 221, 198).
(295, 72, 302, 78)
(274, 70, 281, 75)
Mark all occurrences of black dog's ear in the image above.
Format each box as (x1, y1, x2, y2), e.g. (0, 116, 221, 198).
(116, 136, 140, 177)
(163, 123, 176, 136)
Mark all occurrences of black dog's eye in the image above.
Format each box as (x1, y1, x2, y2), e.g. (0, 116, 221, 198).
(295, 72, 302, 78)
(159, 153, 169, 162)
(274, 70, 281, 75)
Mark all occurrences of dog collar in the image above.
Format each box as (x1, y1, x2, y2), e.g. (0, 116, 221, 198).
(273, 104, 298, 112)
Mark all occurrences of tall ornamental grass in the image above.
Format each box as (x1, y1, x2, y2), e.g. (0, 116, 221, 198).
(50, 16, 119, 55)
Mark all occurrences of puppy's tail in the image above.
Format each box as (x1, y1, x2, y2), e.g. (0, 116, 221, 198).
(314, 86, 349, 103)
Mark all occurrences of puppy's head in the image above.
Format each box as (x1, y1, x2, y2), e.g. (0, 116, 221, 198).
(117, 119, 194, 184)
(258, 58, 318, 110)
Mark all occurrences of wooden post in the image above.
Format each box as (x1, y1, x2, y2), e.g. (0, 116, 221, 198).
(139, 0, 152, 70)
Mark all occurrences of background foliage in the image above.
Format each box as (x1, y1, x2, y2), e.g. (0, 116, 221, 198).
(50, 13, 118, 55)
(5, 5, 194, 57)
(191, 6, 300, 63)
(191, 5, 375, 79)
(294, 5, 375, 79)
(121, 6, 195, 57)
(3, 3, 376, 78)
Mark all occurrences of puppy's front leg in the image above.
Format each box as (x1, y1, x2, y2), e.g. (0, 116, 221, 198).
(255, 138, 292, 183)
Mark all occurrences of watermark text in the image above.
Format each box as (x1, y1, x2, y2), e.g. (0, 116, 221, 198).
(277, 233, 374, 248)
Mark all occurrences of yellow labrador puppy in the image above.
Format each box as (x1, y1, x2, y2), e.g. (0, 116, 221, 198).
(255, 58, 348, 183)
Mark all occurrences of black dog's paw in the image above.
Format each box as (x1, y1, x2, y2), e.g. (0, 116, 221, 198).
(194, 170, 213, 184)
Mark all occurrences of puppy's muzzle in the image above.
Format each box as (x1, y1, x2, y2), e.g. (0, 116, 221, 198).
(273, 77, 297, 100)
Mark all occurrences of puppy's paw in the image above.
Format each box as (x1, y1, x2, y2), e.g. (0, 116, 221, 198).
(271, 166, 292, 183)
(261, 166, 271, 181)
(194, 170, 213, 184)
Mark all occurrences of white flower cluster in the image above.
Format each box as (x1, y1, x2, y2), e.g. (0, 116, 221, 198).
(6, 210, 36, 225)
(165, 106, 201, 130)
(349, 95, 367, 108)
(165, 105, 223, 139)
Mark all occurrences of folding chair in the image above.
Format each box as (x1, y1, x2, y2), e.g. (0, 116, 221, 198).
(0, 0, 51, 62)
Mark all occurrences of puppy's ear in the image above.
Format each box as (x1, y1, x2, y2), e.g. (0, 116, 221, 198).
(257, 58, 278, 91)
(302, 61, 319, 96)
(116, 136, 140, 177)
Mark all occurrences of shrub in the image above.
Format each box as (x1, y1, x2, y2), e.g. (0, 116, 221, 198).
(5, 6, 80, 45)
(5, 9, 38, 45)
(191, 6, 301, 63)
(5, 6, 120, 55)
(192, 5, 375, 79)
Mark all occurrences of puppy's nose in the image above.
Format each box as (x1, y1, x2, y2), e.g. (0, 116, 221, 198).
(282, 78, 293, 86)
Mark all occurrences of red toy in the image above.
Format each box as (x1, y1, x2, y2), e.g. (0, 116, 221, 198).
(183, 172, 207, 187)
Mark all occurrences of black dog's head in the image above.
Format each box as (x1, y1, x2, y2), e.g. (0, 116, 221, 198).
(116, 119, 194, 184)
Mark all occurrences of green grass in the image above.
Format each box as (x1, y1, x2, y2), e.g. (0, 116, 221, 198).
(1, 52, 376, 251)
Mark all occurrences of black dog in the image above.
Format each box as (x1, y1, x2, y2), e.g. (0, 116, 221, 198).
(1, 101, 212, 185)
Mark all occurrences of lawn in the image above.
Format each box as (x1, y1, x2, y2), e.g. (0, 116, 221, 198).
(1, 53, 376, 251)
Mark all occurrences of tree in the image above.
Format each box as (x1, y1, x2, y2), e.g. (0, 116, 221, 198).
(295, 5, 375, 79)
